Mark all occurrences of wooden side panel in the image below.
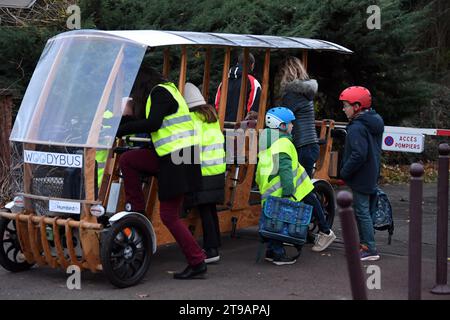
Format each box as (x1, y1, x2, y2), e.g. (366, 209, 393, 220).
(15, 215, 34, 264)
(65, 218, 82, 268)
(39, 218, 57, 267)
(314, 120, 334, 181)
(27, 215, 45, 266)
(79, 148, 100, 272)
(53, 218, 69, 269)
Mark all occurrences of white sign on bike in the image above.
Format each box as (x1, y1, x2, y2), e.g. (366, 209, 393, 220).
(24, 150, 83, 168)
(49, 200, 81, 214)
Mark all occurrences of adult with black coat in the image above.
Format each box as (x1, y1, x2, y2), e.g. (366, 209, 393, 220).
(278, 56, 319, 178)
(117, 67, 207, 279)
(183, 83, 226, 263)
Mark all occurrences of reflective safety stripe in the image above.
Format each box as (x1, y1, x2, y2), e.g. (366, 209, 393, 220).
(261, 168, 298, 199)
(160, 114, 192, 130)
(152, 130, 197, 149)
(295, 170, 309, 188)
(147, 82, 197, 156)
(97, 163, 106, 169)
(202, 156, 226, 167)
(189, 111, 226, 176)
(202, 143, 224, 153)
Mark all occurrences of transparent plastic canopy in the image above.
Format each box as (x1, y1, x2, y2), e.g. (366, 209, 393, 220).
(10, 31, 146, 148)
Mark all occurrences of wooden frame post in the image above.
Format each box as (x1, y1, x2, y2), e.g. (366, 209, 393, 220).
(302, 50, 308, 71)
(218, 48, 231, 130)
(256, 49, 271, 130)
(236, 48, 249, 122)
(178, 46, 187, 95)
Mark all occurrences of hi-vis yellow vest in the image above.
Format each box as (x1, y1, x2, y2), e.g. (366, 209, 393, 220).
(191, 112, 226, 176)
(255, 134, 314, 203)
(95, 110, 114, 188)
(146, 82, 196, 156)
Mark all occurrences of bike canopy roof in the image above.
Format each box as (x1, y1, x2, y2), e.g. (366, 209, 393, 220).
(10, 29, 352, 149)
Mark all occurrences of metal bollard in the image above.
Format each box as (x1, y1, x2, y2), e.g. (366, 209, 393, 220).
(337, 191, 368, 300)
(431, 143, 450, 295)
(409, 163, 424, 300)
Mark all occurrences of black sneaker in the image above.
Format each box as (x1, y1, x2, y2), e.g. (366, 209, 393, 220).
(204, 248, 220, 264)
(272, 253, 297, 266)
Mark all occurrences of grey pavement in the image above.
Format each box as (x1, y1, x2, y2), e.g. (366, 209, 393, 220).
(0, 182, 449, 300)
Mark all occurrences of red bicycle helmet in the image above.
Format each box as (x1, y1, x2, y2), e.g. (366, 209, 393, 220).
(339, 86, 372, 110)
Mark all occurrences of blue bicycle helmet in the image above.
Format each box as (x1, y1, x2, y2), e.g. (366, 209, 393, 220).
(265, 107, 295, 129)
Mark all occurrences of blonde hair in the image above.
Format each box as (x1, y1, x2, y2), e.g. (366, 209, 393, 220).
(193, 104, 218, 123)
(279, 56, 309, 91)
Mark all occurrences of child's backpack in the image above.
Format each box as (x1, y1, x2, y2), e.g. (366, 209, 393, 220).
(372, 188, 394, 244)
(257, 196, 313, 259)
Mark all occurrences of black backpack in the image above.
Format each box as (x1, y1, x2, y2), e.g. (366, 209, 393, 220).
(372, 188, 394, 244)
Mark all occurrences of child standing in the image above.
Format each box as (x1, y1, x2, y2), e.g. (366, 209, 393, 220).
(183, 83, 226, 263)
(255, 107, 336, 265)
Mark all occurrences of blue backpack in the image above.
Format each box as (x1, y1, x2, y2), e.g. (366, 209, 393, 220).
(258, 196, 313, 260)
(372, 188, 394, 244)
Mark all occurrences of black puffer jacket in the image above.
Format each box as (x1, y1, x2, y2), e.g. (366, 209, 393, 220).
(281, 79, 319, 148)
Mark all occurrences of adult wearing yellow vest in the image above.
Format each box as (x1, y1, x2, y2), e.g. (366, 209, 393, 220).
(255, 107, 336, 265)
(117, 67, 207, 279)
(183, 83, 225, 264)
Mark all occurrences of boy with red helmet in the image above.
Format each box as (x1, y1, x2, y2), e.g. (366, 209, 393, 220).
(339, 86, 384, 261)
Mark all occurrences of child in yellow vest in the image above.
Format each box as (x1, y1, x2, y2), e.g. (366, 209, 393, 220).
(256, 107, 336, 265)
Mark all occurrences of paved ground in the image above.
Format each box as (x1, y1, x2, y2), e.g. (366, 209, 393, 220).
(0, 182, 449, 300)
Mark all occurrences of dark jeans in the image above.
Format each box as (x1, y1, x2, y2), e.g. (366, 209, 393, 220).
(297, 143, 320, 178)
(198, 203, 221, 249)
(119, 148, 205, 266)
(352, 190, 378, 252)
(303, 193, 330, 234)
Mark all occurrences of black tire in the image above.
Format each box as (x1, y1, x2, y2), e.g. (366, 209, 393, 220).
(307, 180, 336, 243)
(0, 216, 34, 272)
(100, 214, 153, 288)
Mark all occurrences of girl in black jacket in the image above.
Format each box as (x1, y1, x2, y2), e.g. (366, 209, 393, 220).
(278, 56, 320, 178)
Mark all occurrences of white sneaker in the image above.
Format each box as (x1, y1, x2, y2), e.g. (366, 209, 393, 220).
(312, 230, 336, 252)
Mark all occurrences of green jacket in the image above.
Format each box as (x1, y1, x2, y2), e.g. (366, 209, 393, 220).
(260, 128, 295, 197)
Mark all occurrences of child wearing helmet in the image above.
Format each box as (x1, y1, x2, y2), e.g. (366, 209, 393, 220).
(339, 86, 384, 261)
(255, 107, 336, 265)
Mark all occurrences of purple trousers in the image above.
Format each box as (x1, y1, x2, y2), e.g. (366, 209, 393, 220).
(119, 148, 205, 266)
